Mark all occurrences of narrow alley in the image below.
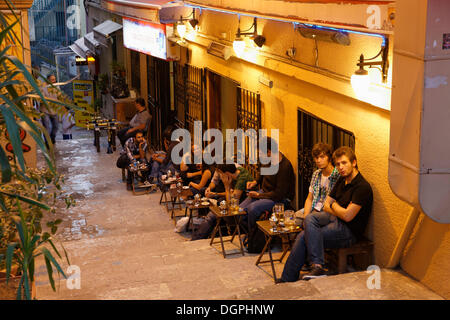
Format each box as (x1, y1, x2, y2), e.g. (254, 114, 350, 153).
(33, 129, 443, 300)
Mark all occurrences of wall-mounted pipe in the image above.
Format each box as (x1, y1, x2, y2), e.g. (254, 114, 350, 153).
(386, 208, 421, 268)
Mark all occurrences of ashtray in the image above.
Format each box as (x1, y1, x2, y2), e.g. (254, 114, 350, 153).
(182, 186, 189, 190)
(201, 201, 209, 206)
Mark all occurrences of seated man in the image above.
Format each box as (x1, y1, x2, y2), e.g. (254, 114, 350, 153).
(117, 130, 150, 191)
(240, 138, 295, 234)
(281, 146, 373, 282)
(191, 163, 254, 240)
(204, 163, 241, 201)
(117, 98, 151, 147)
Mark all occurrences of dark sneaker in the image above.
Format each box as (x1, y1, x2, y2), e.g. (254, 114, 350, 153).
(302, 266, 327, 280)
(126, 183, 132, 191)
(301, 264, 312, 272)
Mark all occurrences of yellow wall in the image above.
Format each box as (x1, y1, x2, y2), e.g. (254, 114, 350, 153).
(187, 41, 411, 268)
(179, 7, 449, 298)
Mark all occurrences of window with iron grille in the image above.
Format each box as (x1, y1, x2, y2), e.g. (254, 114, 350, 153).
(185, 64, 206, 136)
(174, 62, 186, 129)
(297, 109, 355, 208)
(237, 87, 262, 180)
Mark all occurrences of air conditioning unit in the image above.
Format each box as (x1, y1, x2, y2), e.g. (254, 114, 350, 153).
(207, 42, 232, 61)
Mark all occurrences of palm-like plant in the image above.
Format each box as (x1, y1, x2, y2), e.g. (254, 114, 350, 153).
(0, 0, 81, 299)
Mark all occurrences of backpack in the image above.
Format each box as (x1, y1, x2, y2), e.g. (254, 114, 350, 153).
(246, 225, 267, 253)
(116, 154, 129, 169)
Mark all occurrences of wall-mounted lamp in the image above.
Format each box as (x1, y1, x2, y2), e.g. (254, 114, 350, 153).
(233, 17, 266, 56)
(352, 38, 389, 85)
(176, 9, 198, 39)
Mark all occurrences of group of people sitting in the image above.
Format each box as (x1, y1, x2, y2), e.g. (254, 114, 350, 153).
(116, 104, 373, 282)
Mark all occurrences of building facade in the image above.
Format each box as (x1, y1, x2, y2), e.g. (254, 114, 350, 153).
(84, 0, 450, 298)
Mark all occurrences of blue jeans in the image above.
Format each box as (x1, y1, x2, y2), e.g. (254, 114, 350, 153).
(150, 160, 175, 181)
(239, 190, 277, 231)
(281, 210, 356, 282)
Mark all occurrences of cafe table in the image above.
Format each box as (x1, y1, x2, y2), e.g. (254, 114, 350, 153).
(128, 163, 156, 195)
(159, 177, 180, 206)
(209, 205, 247, 258)
(184, 199, 211, 231)
(168, 185, 193, 220)
(255, 220, 302, 283)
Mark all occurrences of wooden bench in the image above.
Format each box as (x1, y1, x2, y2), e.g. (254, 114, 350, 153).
(326, 238, 374, 274)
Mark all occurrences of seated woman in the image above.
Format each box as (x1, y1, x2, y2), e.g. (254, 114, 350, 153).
(188, 162, 214, 196)
(149, 126, 181, 183)
(180, 144, 203, 185)
(191, 162, 254, 240)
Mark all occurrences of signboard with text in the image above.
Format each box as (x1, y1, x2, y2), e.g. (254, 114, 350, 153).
(73, 80, 94, 128)
(123, 17, 167, 60)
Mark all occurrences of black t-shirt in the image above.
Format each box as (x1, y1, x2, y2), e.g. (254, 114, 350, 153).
(329, 172, 373, 239)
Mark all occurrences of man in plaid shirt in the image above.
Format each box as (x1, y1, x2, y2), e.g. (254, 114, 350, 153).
(121, 130, 150, 190)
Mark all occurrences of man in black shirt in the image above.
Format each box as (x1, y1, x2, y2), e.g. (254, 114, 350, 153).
(240, 138, 295, 243)
(281, 146, 373, 282)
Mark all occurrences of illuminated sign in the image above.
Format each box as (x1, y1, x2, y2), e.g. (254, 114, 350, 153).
(75, 56, 95, 66)
(123, 17, 167, 60)
(75, 56, 87, 65)
(73, 80, 94, 128)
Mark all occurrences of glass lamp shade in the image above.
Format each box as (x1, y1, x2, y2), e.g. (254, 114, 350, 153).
(177, 23, 187, 39)
(233, 38, 246, 57)
(351, 72, 371, 100)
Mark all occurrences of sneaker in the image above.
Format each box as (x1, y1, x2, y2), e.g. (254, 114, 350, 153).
(126, 183, 132, 191)
(302, 266, 327, 280)
(301, 264, 312, 272)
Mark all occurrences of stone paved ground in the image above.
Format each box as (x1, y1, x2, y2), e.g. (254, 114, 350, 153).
(33, 128, 444, 300)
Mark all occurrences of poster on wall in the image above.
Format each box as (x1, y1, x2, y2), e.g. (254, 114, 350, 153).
(73, 80, 94, 127)
(123, 17, 167, 60)
(0, 126, 36, 167)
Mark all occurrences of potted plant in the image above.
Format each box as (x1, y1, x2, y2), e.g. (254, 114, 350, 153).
(98, 73, 109, 94)
(110, 60, 126, 77)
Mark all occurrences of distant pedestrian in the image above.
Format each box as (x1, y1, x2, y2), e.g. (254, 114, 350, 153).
(41, 74, 71, 144)
(60, 108, 75, 140)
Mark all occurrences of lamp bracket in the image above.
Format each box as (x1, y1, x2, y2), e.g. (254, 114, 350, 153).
(356, 37, 389, 82)
(236, 17, 258, 37)
(179, 9, 195, 22)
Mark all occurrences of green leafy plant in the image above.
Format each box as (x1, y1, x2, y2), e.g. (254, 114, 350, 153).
(98, 73, 109, 94)
(110, 60, 125, 75)
(0, 0, 78, 299)
(0, 201, 70, 300)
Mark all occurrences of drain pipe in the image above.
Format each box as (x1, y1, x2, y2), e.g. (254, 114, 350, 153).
(386, 207, 421, 268)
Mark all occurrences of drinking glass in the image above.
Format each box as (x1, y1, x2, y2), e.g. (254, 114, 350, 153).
(231, 197, 239, 214)
(284, 210, 295, 231)
(274, 203, 285, 224)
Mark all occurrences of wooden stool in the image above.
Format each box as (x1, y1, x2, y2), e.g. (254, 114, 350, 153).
(327, 238, 374, 274)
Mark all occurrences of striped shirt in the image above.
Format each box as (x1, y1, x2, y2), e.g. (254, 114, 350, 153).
(123, 137, 148, 162)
